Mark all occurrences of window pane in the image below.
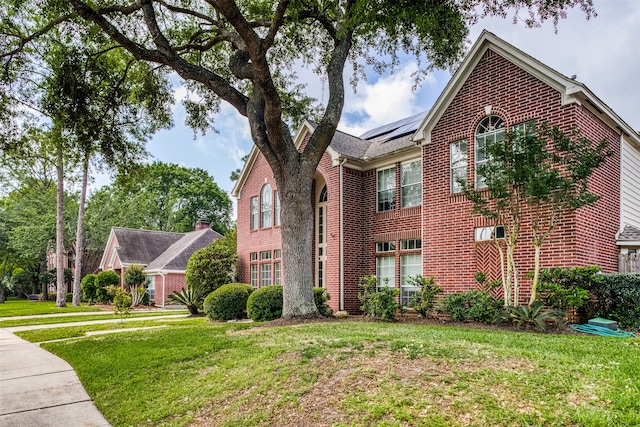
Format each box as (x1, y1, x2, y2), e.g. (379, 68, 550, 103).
(274, 191, 281, 226)
(261, 184, 272, 228)
(400, 254, 422, 305)
(376, 256, 395, 289)
(377, 167, 396, 211)
(475, 116, 504, 189)
(450, 140, 467, 193)
(250, 197, 258, 230)
(274, 262, 281, 285)
(260, 264, 272, 287)
(250, 265, 258, 288)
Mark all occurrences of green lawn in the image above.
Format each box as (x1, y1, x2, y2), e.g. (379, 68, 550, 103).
(0, 297, 101, 317)
(0, 310, 188, 328)
(37, 319, 640, 427)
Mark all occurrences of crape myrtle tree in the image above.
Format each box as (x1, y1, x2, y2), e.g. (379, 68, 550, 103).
(463, 123, 612, 307)
(1, 0, 595, 318)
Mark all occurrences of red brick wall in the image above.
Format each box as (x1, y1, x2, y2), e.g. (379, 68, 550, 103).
(153, 273, 188, 307)
(425, 48, 620, 303)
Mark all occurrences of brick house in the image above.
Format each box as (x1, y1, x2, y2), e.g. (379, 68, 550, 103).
(232, 31, 640, 313)
(99, 221, 221, 306)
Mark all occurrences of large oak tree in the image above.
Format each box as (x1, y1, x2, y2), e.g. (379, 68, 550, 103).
(1, 0, 594, 317)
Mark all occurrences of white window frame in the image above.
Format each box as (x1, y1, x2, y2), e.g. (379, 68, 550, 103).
(274, 190, 281, 226)
(376, 256, 395, 290)
(261, 184, 272, 228)
(147, 276, 155, 301)
(377, 166, 396, 212)
(260, 263, 272, 287)
(450, 140, 468, 194)
(273, 262, 281, 285)
(400, 254, 422, 305)
(475, 116, 504, 189)
(474, 226, 505, 241)
(250, 264, 258, 288)
(401, 159, 421, 208)
(250, 197, 258, 230)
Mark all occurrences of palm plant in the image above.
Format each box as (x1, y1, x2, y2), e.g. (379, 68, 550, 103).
(168, 284, 207, 315)
(504, 302, 565, 330)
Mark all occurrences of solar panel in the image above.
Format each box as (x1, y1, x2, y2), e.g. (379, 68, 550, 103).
(359, 111, 427, 141)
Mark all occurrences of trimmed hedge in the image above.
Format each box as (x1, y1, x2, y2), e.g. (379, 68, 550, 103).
(247, 286, 332, 321)
(585, 273, 640, 328)
(204, 283, 253, 321)
(247, 286, 283, 321)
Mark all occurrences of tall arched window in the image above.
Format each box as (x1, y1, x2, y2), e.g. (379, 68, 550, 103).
(475, 115, 504, 188)
(261, 184, 272, 228)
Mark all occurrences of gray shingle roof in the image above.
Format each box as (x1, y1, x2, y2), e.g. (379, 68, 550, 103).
(145, 228, 222, 272)
(618, 225, 640, 242)
(113, 228, 185, 266)
(315, 111, 426, 162)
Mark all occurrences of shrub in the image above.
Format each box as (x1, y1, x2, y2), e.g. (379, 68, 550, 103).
(95, 270, 120, 303)
(358, 275, 400, 321)
(247, 285, 283, 321)
(65, 292, 73, 303)
(81, 274, 98, 303)
(503, 303, 565, 331)
(169, 283, 207, 315)
(313, 287, 332, 317)
(440, 290, 504, 324)
(407, 275, 442, 318)
(186, 230, 238, 294)
(584, 273, 640, 328)
(113, 288, 132, 323)
(204, 283, 253, 321)
(536, 266, 600, 310)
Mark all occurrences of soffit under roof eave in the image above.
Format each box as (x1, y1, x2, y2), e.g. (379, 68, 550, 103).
(332, 145, 421, 171)
(617, 240, 640, 247)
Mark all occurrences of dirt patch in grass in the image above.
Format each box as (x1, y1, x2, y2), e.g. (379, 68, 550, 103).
(188, 345, 594, 427)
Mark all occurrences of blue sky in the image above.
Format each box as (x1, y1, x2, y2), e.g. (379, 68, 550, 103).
(134, 0, 640, 212)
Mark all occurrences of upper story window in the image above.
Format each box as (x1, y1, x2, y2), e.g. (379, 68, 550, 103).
(401, 160, 421, 207)
(475, 115, 504, 189)
(250, 197, 258, 230)
(274, 191, 281, 226)
(474, 226, 505, 241)
(261, 184, 272, 228)
(377, 166, 396, 211)
(450, 140, 468, 194)
(319, 185, 328, 203)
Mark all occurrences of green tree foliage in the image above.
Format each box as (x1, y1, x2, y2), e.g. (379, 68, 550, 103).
(463, 123, 612, 306)
(124, 265, 146, 289)
(80, 274, 98, 303)
(185, 230, 238, 294)
(95, 270, 120, 303)
(113, 287, 132, 323)
(1, 0, 595, 318)
(85, 162, 232, 248)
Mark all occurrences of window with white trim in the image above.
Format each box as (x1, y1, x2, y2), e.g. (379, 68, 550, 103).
(274, 191, 281, 226)
(401, 239, 422, 250)
(250, 197, 258, 230)
(260, 251, 271, 260)
(475, 116, 504, 188)
(474, 226, 505, 241)
(250, 264, 258, 288)
(450, 140, 468, 193)
(377, 166, 396, 211)
(260, 263, 272, 287)
(261, 184, 272, 228)
(376, 241, 396, 252)
(147, 276, 155, 301)
(401, 160, 421, 207)
(400, 254, 422, 305)
(274, 262, 281, 285)
(376, 256, 395, 290)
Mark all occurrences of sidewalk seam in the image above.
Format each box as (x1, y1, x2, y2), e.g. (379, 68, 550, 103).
(0, 399, 94, 417)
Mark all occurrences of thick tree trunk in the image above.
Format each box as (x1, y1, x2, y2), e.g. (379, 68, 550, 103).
(72, 155, 89, 306)
(279, 173, 320, 319)
(56, 143, 66, 307)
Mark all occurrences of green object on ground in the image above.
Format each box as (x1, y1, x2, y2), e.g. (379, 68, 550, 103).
(569, 323, 636, 338)
(588, 317, 618, 330)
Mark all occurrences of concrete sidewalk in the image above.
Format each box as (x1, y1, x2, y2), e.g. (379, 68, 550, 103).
(0, 329, 110, 427)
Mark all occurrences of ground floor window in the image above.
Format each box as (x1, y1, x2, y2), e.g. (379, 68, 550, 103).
(400, 253, 422, 305)
(147, 276, 155, 301)
(250, 264, 258, 288)
(376, 256, 395, 290)
(261, 263, 272, 287)
(274, 262, 281, 285)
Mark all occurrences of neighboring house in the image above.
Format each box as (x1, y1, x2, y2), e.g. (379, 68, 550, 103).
(232, 31, 640, 314)
(99, 220, 221, 306)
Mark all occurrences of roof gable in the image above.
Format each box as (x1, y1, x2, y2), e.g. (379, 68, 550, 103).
(107, 227, 185, 267)
(144, 228, 222, 272)
(412, 30, 640, 147)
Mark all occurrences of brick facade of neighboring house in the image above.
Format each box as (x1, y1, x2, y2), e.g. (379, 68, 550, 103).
(232, 31, 640, 313)
(99, 221, 221, 306)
